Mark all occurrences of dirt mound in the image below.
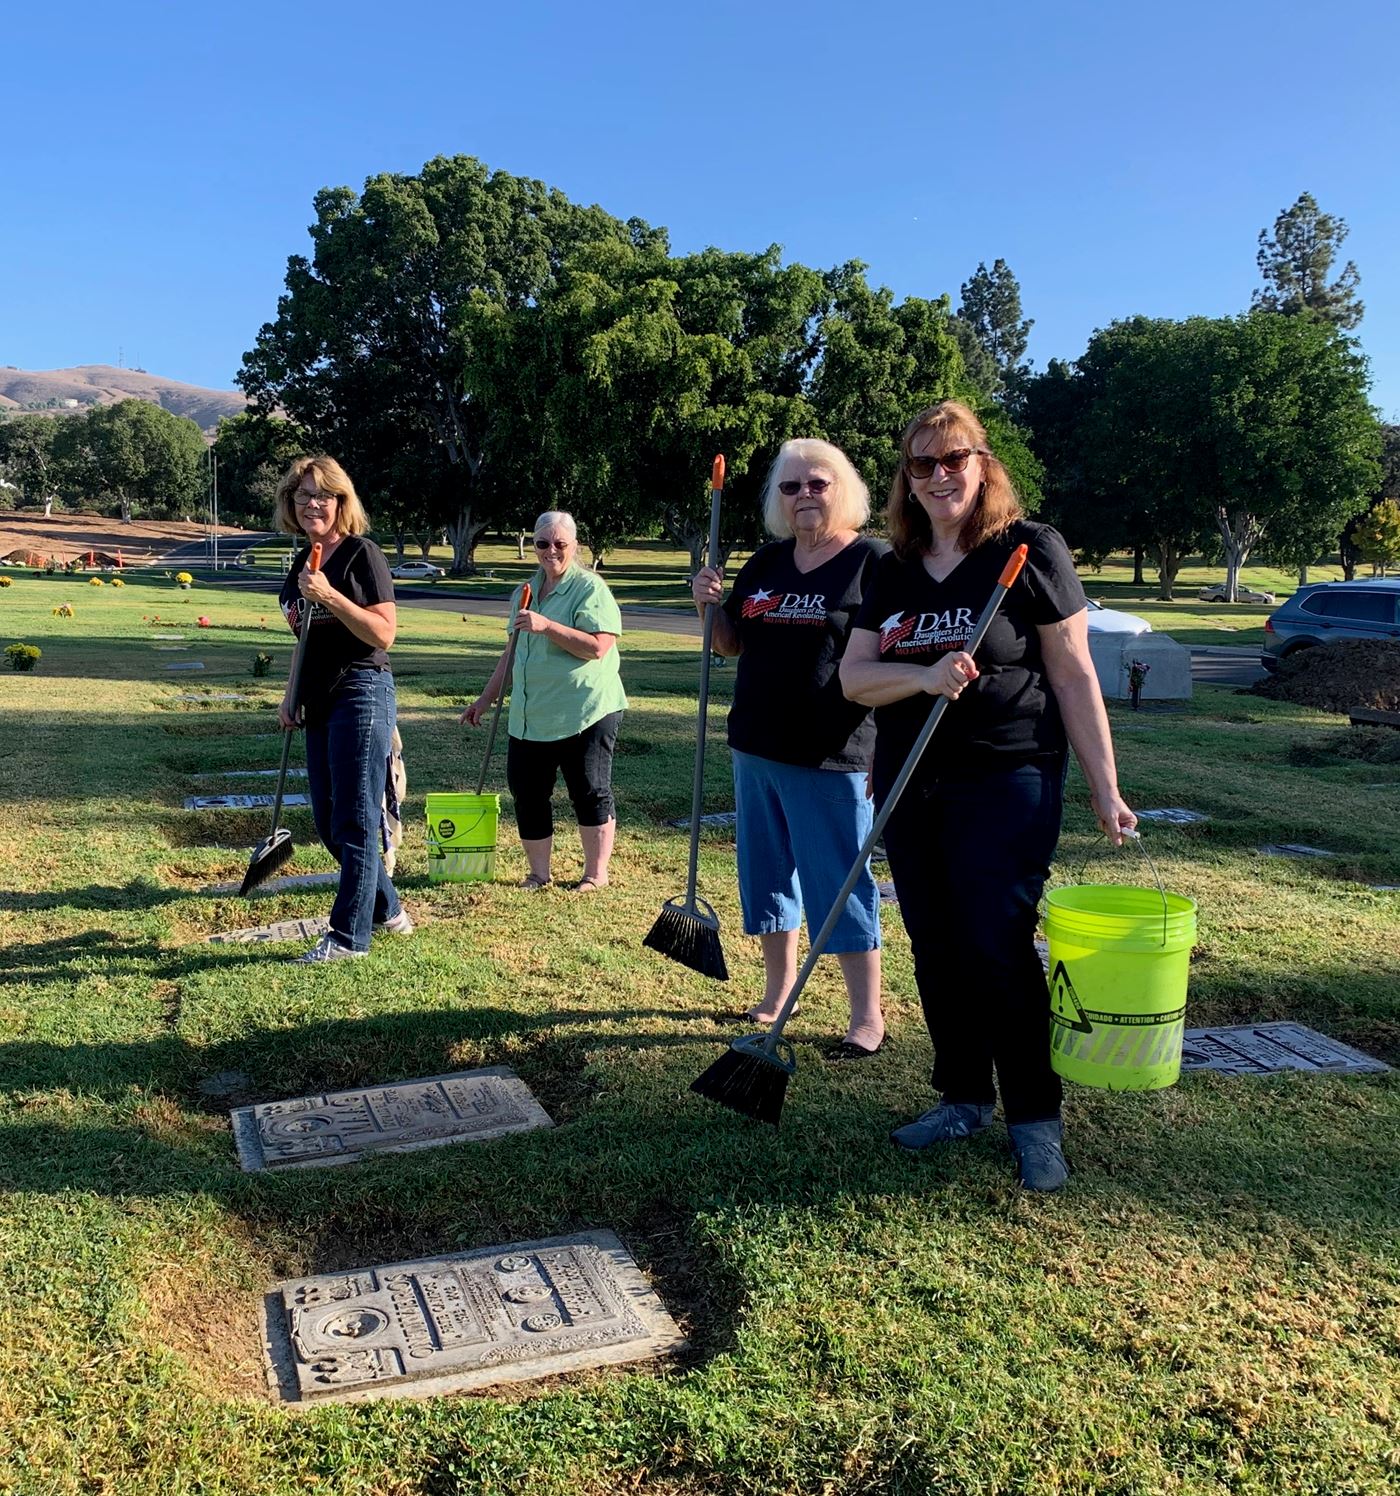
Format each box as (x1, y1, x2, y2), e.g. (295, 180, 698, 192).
(0, 513, 254, 566)
(1252, 638, 1400, 714)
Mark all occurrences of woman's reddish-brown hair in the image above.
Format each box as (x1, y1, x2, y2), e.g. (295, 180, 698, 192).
(886, 400, 1023, 560)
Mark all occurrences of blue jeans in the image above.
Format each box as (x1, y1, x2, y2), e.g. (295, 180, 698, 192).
(731, 749, 882, 953)
(878, 762, 1064, 1124)
(305, 669, 402, 952)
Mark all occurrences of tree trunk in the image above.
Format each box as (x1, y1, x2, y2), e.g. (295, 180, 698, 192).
(516, 532, 528, 561)
(1298, 565, 1308, 586)
(1215, 505, 1264, 604)
(1153, 539, 1183, 601)
(393, 527, 407, 562)
(1132, 546, 1145, 586)
(447, 506, 490, 574)
(1339, 528, 1358, 581)
(588, 546, 606, 570)
(119, 496, 133, 523)
(418, 534, 434, 560)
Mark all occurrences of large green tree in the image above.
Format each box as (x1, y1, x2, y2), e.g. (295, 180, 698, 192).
(1253, 191, 1363, 330)
(210, 412, 309, 530)
(238, 155, 654, 571)
(52, 400, 206, 522)
(956, 259, 1033, 399)
(0, 415, 60, 509)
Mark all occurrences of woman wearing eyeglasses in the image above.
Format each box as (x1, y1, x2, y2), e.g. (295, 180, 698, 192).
(839, 401, 1135, 1189)
(275, 456, 411, 964)
(691, 439, 887, 1059)
(460, 511, 626, 891)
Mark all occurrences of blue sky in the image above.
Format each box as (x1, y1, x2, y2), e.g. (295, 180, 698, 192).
(5, 0, 1398, 419)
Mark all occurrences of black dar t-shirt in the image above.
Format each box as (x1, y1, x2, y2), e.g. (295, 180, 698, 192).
(722, 535, 887, 771)
(852, 521, 1086, 792)
(279, 536, 395, 722)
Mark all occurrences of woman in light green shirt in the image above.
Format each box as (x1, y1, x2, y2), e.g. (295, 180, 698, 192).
(461, 511, 627, 891)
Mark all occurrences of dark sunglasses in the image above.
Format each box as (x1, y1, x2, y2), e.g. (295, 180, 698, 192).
(534, 539, 570, 551)
(905, 448, 982, 480)
(777, 477, 832, 497)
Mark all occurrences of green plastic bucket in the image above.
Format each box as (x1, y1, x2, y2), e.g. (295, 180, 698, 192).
(425, 792, 499, 884)
(1044, 882, 1196, 1091)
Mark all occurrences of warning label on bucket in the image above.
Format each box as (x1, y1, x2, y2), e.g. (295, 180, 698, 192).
(1049, 962, 1091, 1033)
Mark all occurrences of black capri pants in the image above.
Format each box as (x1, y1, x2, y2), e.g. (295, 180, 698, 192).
(506, 711, 623, 841)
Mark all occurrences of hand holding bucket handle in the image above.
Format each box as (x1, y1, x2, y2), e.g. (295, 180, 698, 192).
(477, 580, 531, 795)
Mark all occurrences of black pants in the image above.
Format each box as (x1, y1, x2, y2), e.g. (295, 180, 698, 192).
(879, 761, 1064, 1125)
(506, 711, 622, 841)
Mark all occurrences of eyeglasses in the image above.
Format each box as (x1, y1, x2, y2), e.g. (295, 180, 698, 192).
(905, 448, 981, 480)
(534, 539, 570, 552)
(294, 490, 338, 507)
(777, 477, 832, 497)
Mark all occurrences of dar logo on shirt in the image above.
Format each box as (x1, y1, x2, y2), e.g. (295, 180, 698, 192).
(740, 588, 828, 625)
(878, 606, 975, 655)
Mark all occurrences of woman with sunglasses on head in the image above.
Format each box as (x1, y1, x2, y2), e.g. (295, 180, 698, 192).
(460, 511, 626, 891)
(275, 456, 411, 963)
(691, 439, 887, 1059)
(839, 400, 1135, 1189)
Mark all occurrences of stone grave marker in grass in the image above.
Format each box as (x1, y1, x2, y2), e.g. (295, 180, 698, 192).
(1136, 808, 1209, 825)
(194, 768, 308, 779)
(664, 810, 737, 831)
(173, 692, 251, 702)
(207, 916, 330, 946)
(184, 793, 309, 810)
(1181, 1022, 1389, 1076)
(166, 661, 205, 671)
(231, 1065, 552, 1172)
(261, 1229, 685, 1405)
(1257, 843, 1335, 858)
(203, 870, 338, 895)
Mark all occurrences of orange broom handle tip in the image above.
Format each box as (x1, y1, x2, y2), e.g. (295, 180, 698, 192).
(712, 454, 725, 489)
(998, 543, 1029, 588)
(520, 581, 532, 608)
(308, 542, 323, 572)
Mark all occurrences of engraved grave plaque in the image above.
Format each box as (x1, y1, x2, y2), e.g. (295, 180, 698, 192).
(1136, 808, 1208, 825)
(175, 692, 250, 702)
(184, 793, 310, 810)
(1181, 1022, 1389, 1076)
(207, 916, 330, 946)
(203, 870, 339, 895)
(262, 1230, 686, 1404)
(231, 1065, 553, 1172)
(1257, 843, 1334, 859)
(166, 661, 206, 670)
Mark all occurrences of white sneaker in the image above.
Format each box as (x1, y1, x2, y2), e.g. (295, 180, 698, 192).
(288, 934, 365, 964)
(374, 909, 414, 936)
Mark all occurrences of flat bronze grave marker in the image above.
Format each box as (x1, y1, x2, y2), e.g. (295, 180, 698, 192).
(207, 916, 329, 946)
(1257, 843, 1334, 859)
(231, 1065, 553, 1172)
(1136, 808, 1208, 825)
(261, 1229, 685, 1404)
(184, 793, 310, 810)
(664, 810, 737, 830)
(194, 768, 308, 779)
(1181, 1022, 1388, 1076)
(175, 692, 250, 702)
(166, 661, 206, 671)
(203, 870, 338, 894)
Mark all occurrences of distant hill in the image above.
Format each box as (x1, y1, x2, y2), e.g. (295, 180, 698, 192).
(0, 365, 247, 432)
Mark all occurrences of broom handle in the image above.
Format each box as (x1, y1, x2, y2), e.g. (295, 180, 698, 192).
(267, 541, 322, 831)
(685, 455, 726, 907)
(761, 544, 1030, 1052)
(477, 581, 531, 795)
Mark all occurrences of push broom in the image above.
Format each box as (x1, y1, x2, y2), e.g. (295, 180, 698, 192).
(690, 543, 1030, 1124)
(644, 454, 729, 979)
(239, 542, 321, 896)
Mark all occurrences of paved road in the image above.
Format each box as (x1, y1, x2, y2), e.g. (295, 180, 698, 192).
(162, 531, 283, 567)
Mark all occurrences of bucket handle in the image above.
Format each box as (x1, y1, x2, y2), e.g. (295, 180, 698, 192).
(1069, 829, 1171, 947)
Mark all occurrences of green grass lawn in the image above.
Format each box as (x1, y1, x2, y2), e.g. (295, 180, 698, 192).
(1, 574, 1397, 1494)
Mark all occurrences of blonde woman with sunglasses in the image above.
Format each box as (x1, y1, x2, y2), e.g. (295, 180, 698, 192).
(839, 401, 1135, 1190)
(691, 439, 888, 1060)
(461, 511, 627, 891)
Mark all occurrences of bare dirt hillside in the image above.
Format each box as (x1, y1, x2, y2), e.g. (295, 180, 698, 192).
(0, 513, 257, 566)
(0, 365, 246, 432)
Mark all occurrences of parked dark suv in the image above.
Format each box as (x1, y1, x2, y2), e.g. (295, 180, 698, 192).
(1261, 579, 1400, 670)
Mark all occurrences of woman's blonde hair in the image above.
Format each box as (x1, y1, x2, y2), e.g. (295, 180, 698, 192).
(761, 438, 870, 539)
(886, 401, 1023, 560)
(275, 455, 370, 538)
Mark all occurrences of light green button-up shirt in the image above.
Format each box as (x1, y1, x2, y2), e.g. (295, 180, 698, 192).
(508, 564, 628, 741)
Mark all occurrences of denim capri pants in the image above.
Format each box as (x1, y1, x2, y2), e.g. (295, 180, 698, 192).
(731, 748, 882, 953)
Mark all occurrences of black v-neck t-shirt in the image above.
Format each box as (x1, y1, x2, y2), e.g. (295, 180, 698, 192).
(722, 535, 888, 771)
(279, 535, 395, 721)
(852, 521, 1086, 790)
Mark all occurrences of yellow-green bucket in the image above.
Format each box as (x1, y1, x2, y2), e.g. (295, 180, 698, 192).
(1044, 883, 1196, 1091)
(425, 792, 499, 883)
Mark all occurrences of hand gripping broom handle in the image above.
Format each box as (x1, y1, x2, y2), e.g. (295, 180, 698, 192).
(684, 455, 726, 907)
(267, 541, 322, 830)
(760, 543, 1030, 1053)
(477, 581, 531, 795)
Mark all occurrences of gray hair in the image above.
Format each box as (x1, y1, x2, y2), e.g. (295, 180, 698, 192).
(533, 510, 578, 542)
(761, 439, 871, 539)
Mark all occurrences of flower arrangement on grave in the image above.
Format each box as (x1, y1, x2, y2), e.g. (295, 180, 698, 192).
(53, 603, 75, 618)
(1126, 658, 1151, 710)
(111, 578, 125, 588)
(89, 577, 105, 586)
(4, 643, 41, 672)
(197, 615, 212, 628)
(0, 578, 12, 589)
(252, 651, 273, 677)
(176, 571, 194, 589)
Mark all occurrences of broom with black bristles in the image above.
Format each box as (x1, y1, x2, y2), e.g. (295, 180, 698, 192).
(644, 454, 730, 980)
(691, 543, 1031, 1124)
(238, 541, 322, 896)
